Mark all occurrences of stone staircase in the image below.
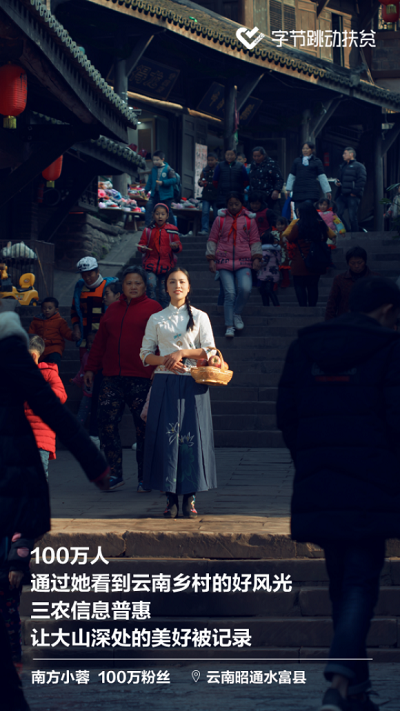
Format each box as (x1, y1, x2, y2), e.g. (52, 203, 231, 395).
(18, 233, 400, 448)
(20, 554, 400, 664)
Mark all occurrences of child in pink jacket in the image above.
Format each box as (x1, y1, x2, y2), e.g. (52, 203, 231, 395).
(206, 191, 262, 338)
(316, 198, 346, 249)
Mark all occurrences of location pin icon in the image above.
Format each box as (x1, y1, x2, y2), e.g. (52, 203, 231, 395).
(192, 670, 200, 683)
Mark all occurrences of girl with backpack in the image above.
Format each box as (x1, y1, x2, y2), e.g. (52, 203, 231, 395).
(138, 203, 182, 308)
(206, 192, 262, 337)
(283, 202, 335, 307)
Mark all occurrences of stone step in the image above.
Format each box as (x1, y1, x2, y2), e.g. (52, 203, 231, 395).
(19, 645, 400, 665)
(212, 414, 278, 430)
(211, 400, 276, 414)
(18, 585, 400, 619)
(214, 430, 284, 447)
(20, 616, 398, 653)
(210, 386, 278, 401)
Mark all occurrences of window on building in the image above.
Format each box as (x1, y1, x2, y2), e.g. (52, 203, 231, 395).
(332, 14, 344, 66)
(269, 0, 296, 45)
(194, 0, 239, 22)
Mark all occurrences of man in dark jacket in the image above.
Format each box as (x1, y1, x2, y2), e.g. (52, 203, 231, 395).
(213, 148, 248, 209)
(335, 147, 367, 233)
(325, 246, 372, 320)
(0, 308, 110, 711)
(248, 146, 284, 210)
(277, 277, 400, 711)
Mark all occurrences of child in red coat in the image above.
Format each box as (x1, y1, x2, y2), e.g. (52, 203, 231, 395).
(28, 296, 77, 366)
(138, 203, 182, 307)
(24, 335, 67, 478)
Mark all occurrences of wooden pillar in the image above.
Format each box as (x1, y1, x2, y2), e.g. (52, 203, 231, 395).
(224, 82, 237, 152)
(301, 109, 313, 146)
(238, 0, 253, 28)
(374, 129, 384, 231)
(113, 58, 130, 195)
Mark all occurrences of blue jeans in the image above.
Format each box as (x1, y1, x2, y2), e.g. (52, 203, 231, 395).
(323, 539, 385, 694)
(336, 195, 361, 233)
(219, 268, 252, 327)
(146, 271, 170, 308)
(201, 200, 217, 232)
(39, 449, 49, 480)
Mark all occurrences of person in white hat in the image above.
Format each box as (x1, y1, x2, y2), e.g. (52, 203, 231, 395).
(71, 258, 116, 356)
(71, 258, 117, 447)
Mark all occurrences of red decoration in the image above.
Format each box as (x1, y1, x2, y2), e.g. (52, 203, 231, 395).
(42, 156, 63, 188)
(381, 2, 399, 23)
(323, 152, 330, 167)
(0, 64, 27, 129)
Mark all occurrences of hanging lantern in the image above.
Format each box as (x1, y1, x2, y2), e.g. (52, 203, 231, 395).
(381, 1, 399, 23)
(0, 64, 27, 129)
(42, 156, 63, 188)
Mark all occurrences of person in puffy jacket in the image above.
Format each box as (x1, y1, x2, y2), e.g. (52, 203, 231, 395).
(213, 149, 248, 209)
(0, 305, 110, 711)
(257, 232, 281, 307)
(248, 191, 277, 235)
(206, 192, 262, 337)
(248, 146, 284, 210)
(24, 335, 67, 479)
(277, 276, 400, 711)
(138, 203, 182, 308)
(335, 147, 367, 233)
(0, 531, 33, 670)
(286, 142, 331, 210)
(84, 266, 162, 492)
(283, 202, 335, 307)
(28, 297, 77, 366)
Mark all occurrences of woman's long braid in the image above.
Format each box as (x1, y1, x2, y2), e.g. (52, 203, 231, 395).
(185, 295, 195, 332)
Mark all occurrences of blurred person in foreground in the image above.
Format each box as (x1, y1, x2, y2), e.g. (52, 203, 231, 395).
(277, 277, 400, 711)
(0, 305, 110, 711)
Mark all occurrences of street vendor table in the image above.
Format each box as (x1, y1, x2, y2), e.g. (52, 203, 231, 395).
(172, 207, 214, 236)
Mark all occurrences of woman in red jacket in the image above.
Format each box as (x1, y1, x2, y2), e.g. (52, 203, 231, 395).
(138, 203, 182, 308)
(84, 266, 162, 491)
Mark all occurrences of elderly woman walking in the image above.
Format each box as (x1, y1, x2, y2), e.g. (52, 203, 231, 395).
(84, 266, 162, 492)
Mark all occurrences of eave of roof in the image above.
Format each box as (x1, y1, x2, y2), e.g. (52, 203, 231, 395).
(87, 0, 400, 111)
(4, 0, 138, 132)
(32, 112, 146, 172)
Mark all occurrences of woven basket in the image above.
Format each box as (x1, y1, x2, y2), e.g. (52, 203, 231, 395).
(191, 349, 233, 387)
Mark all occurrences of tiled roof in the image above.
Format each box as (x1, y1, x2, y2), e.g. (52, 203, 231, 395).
(97, 0, 400, 109)
(21, 0, 138, 127)
(32, 113, 146, 169)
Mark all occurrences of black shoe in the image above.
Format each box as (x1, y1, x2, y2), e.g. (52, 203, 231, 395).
(320, 688, 351, 711)
(163, 494, 178, 518)
(182, 494, 198, 518)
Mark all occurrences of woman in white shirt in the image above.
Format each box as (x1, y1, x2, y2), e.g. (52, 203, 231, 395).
(140, 267, 217, 518)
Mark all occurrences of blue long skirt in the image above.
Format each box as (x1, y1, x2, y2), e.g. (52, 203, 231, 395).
(142, 374, 217, 494)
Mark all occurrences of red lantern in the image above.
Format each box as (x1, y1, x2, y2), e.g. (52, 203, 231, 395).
(0, 64, 27, 129)
(323, 152, 330, 167)
(42, 156, 63, 188)
(381, 2, 399, 23)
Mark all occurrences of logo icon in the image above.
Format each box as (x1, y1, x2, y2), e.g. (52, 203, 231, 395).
(192, 670, 201, 682)
(236, 26, 265, 50)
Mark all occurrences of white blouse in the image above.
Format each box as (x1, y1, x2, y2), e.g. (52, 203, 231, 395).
(140, 303, 216, 375)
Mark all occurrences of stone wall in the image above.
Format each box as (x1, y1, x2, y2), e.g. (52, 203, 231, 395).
(54, 213, 126, 271)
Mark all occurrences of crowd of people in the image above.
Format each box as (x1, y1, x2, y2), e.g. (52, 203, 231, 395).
(0, 142, 390, 711)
